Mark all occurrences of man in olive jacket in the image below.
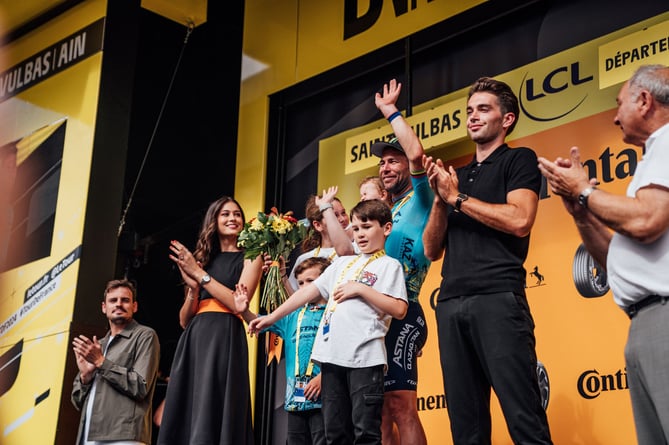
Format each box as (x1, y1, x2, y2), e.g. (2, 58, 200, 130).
(71, 279, 160, 445)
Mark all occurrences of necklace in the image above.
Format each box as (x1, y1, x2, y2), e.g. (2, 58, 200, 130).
(321, 250, 386, 339)
(334, 249, 386, 288)
(313, 246, 337, 260)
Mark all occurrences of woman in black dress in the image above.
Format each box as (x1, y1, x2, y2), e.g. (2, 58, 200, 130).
(158, 196, 262, 445)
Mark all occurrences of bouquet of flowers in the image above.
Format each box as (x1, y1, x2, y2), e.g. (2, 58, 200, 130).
(238, 207, 307, 313)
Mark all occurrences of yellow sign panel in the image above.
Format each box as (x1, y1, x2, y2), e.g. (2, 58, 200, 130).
(345, 98, 467, 174)
(296, 0, 487, 80)
(240, 0, 487, 89)
(599, 19, 669, 89)
(341, 15, 669, 175)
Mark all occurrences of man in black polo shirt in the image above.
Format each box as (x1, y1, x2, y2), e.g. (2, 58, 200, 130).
(422, 77, 552, 445)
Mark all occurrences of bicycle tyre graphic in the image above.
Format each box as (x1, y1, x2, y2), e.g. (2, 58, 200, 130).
(536, 360, 550, 411)
(572, 243, 609, 297)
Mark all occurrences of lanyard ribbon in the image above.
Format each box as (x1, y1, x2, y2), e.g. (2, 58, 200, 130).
(325, 250, 386, 316)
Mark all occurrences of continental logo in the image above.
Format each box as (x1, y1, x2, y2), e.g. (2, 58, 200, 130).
(417, 392, 446, 412)
(518, 62, 594, 122)
(577, 368, 628, 399)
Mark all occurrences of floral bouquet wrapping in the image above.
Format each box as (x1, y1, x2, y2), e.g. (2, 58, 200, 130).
(238, 207, 307, 313)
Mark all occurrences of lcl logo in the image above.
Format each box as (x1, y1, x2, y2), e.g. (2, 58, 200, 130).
(519, 62, 594, 122)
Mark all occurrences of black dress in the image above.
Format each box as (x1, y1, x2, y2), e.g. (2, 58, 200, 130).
(157, 251, 254, 445)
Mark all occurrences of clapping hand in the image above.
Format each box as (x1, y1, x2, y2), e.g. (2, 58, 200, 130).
(424, 155, 458, 204)
(72, 334, 104, 383)
(169, 240, 203, 288)
(538, 146, 596, 217)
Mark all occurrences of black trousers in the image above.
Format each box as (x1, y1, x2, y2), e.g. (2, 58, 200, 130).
(436, 292, 552, 445)
(320, 363, 384, 445)
(286, 409, 326, 445)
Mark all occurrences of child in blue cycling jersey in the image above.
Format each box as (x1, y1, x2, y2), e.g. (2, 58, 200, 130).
(237, 256, 331, 445)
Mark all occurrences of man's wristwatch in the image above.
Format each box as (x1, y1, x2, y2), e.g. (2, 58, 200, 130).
(454, 193, 469, 212)
(200, 274, 211, 286)
(578, 186, 597, 208)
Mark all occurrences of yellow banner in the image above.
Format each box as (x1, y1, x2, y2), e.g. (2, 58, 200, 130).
(340, 16, 669, 175)
(345, 98, 467, 174)
(241, 1, 487, 86)
(599, 19, 669, 88)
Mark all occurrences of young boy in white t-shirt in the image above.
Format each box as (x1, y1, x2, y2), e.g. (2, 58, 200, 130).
(248, 199, 408, 445)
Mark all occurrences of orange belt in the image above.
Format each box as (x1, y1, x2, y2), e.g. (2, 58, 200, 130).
(196, 298, 242, 320)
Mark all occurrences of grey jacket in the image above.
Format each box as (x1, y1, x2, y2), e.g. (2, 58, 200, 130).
(71, 319, 160, 444)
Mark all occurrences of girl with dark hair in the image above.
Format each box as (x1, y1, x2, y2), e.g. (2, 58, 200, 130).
(157, 196, 263, 445)
(286, 186, 356, 293)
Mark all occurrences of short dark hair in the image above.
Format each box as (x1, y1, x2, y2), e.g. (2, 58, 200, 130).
(468, 77, 520, 135)
(294, 256, 331, 277)
(350, 199, 392, 226)
(104, 279, 137, 302)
